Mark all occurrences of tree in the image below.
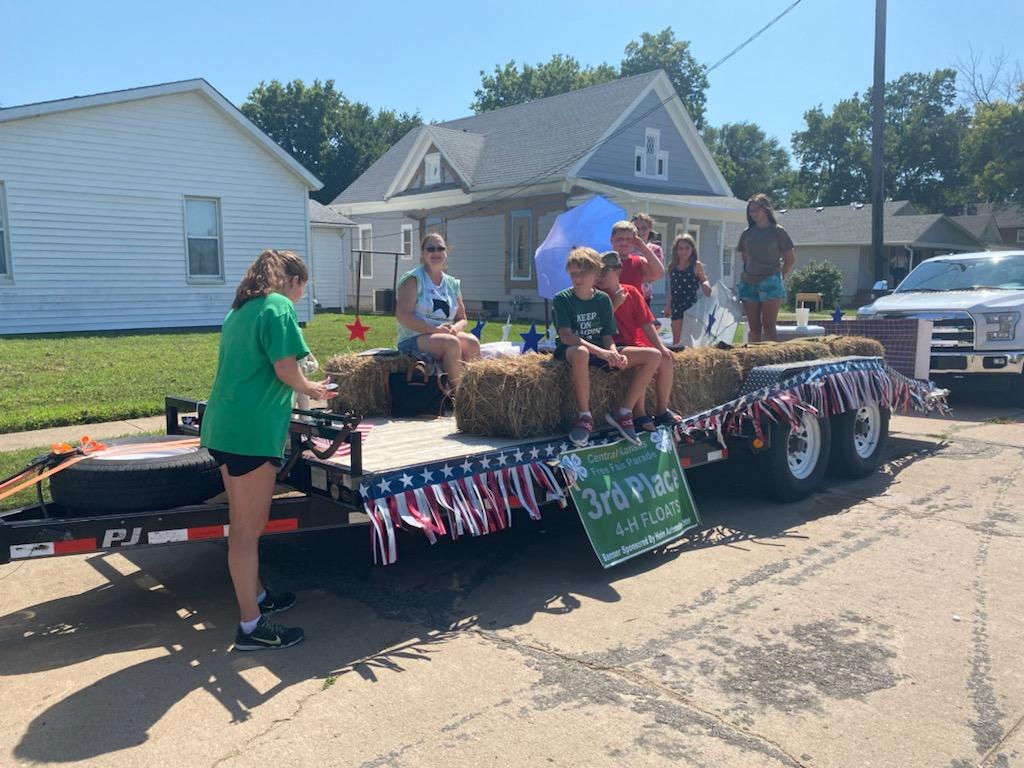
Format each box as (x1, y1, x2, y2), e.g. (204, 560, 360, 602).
(961, 85, 1024, 203)
(702, 122, 793, 203)
(868, 69, 968, 211)
(242, 79, 422, 203)
(791, 97, 871, 206)
(620, 27, 709, 130)
(471, 55, 618, 113)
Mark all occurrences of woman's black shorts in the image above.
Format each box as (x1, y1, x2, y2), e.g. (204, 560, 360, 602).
(208, 449, 283, 477)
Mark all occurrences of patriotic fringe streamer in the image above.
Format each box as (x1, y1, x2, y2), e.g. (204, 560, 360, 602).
(362, 359, 947, 564)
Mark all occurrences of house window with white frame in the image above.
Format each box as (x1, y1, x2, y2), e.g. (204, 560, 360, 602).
(401, 224, 414, 260)
(633, 128, 668, 180)
(0, 182, 10, 279)
(509, 210, 532, 281)
(424, 153, 441, 186)
(358, 225, 373, 278)
(722, 248, 733, 280)
(184, 196, 222, 279)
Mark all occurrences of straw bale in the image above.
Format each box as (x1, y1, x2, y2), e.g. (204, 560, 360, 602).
(819, 335, 885, 358)
(323, 353, 410, 416)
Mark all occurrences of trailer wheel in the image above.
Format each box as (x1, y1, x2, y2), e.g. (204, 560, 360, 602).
(49, 435, 224, 515)
(759, 410, 831, 502)
(830, 404, 890, 479)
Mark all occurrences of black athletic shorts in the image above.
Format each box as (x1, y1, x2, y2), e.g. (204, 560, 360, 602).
(208, 449, 283, 477)
(553, 346, 611, 370)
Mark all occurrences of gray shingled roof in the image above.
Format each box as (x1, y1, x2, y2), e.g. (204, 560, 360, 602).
(966, 202, 1024, 228)
(332, 71, 663, 205)
(722, 201, 984, 249)
(952, 214, 1001, 243)
(309, 199, 355, 227)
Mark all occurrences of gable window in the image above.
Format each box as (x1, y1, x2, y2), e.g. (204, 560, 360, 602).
(358, 224, 373, 278)
(509, 210, 533, 281)
(401, 224, 414, 260)
(633, 128, 669, 180)
(184, 196, 222, 280)
(424, 153, 441, 186)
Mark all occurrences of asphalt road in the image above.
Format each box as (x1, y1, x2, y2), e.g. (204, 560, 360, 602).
(1, 397, 1022, 767)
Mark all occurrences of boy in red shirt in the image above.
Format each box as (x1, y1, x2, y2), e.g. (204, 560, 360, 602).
(597, 251, 683, 431)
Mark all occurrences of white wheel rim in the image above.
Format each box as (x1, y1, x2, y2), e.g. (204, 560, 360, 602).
(91, 446, 200, 462)
(853, 404, 881, 459)
(787, 412, 821, 480)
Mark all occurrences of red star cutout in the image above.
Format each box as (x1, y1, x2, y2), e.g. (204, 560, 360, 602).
(346, 316, 370, 342)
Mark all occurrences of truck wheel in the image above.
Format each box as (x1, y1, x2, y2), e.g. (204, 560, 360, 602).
(759, 411, 832, 502)
(50, 435, 224, 515)
(830, 404, 890, 479)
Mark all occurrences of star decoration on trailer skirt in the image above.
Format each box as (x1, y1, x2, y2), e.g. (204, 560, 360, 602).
(346, 316, 370, 342)
(831, 307, 845, 323)
(520, 323, 543, 353)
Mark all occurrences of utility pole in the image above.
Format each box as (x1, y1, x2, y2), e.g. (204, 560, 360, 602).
(871, 0, 886, 281)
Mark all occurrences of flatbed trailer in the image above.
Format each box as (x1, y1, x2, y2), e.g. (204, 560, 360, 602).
(0, 356, 947, 566)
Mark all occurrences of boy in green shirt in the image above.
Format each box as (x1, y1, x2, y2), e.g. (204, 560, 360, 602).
(553, 247, 659, 447)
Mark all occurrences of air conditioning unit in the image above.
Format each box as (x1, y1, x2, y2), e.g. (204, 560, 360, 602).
(373, 289, 395, 313)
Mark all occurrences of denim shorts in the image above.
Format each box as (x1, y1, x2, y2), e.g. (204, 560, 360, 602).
(737, 272, 786, 302)
(396, 335, 421, 354)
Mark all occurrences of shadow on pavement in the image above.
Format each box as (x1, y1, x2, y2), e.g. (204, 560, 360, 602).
(1, 430, 944, 763)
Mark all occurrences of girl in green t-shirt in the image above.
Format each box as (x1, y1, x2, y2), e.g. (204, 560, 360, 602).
(201, 249, 336, 651)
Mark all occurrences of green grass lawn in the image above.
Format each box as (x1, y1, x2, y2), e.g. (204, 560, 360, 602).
(0, 313, 535, 434)
(1, 444, 60, 511)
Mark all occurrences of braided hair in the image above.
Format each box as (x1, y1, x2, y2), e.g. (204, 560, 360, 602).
(231, 249, 308, 309)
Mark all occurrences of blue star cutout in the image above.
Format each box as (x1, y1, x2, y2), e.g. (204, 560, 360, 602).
(831, 307, 845, 323)
(705, 309, 717, 337)
(471, 317, 486, 339)
(520, 323, 543, 353)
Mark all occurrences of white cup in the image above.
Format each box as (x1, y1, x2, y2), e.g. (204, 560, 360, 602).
(795, 307, 811, 327)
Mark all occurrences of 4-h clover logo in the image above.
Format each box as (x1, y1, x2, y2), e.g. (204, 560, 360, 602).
(557, 453, 588, 485)
(651, 428, 674, 453)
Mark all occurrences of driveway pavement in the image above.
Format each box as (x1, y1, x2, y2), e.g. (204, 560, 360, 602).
(1, 399, 1022, 767)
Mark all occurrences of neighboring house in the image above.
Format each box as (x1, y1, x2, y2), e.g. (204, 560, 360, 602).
(309, 199, 356, 311)
(947, 202, 1024, 249)
(0, 79, 321, 335)
(723, 201, 986, 302)
(329, 70, 746, 318)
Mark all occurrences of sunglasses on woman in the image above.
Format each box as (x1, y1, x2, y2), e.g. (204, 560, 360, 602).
(425, 245, 447, 253)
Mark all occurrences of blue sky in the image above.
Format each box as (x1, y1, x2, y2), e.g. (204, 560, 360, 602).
(4, 0, 1022, 156)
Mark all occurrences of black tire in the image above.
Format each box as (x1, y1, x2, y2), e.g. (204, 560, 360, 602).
(50, 435, 224, 515)
(829, 404, 890, 479)
(757, 411, 832, 502)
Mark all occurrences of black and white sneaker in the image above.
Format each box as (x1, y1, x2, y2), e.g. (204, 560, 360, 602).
(258, 590, 296, 615)
(234, 615, 304, 651)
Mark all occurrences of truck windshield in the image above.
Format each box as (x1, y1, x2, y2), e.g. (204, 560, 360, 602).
(896, 255, 1024, 292)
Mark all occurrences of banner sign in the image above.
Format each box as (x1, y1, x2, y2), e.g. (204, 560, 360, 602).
(560, 429, 700, 568)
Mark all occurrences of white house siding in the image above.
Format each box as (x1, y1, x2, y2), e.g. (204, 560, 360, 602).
(0, 91, 311, 334)
(797, 245, 864, 299)
(445, 214, 505, 307)
(345, 212, 416, 312)
(311, 225, 347, 310)
(577, 91, 714, 195)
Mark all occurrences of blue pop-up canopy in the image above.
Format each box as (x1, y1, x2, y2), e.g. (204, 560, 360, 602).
(534, 195, 627, 300)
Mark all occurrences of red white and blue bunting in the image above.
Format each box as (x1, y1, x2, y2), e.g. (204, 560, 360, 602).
(358, 357, 948, 565)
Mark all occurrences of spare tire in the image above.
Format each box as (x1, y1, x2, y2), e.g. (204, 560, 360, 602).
(50, 435, 224, 515)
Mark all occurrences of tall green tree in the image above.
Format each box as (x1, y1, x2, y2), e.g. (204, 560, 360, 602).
(791, 97, 872, 206)
(620, 27, 709, 130)
(241, 79, 422, 203)
(471, 55, 618, 112)
(961, 84, 1024, 203)
(471, 28, 709, 128)
(702, 122, 794, 203)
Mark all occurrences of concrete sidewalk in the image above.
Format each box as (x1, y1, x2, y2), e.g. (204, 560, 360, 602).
(0, 416, 168, 453)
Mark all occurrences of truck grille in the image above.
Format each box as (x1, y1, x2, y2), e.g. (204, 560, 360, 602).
(929, 314, 975, 353)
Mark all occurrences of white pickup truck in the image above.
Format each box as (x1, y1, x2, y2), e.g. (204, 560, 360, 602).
(858, 251, 1024, 401)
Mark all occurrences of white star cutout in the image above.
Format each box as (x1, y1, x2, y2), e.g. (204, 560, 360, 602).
(529, 446, 540, 460)
(376, 478, 392, 494)
(359, 483, 370, 497)
(480, 456, 492, 469)
(545, 444, 556, 456)
(399, 473, 414, 488)
(420, 468, 434, 484)
(497, 453, 508, 466)
(440, 464, 454, 478)
(459, 459, 474, 474)
(512, 449, 524, 462)
(559, 442, 569, 453)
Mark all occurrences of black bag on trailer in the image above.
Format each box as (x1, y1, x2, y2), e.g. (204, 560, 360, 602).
(388, 360, 450, 417)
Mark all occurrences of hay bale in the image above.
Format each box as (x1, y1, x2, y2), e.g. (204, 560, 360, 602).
(818, 335, 885, 358)
(323, 353, 410, 416)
